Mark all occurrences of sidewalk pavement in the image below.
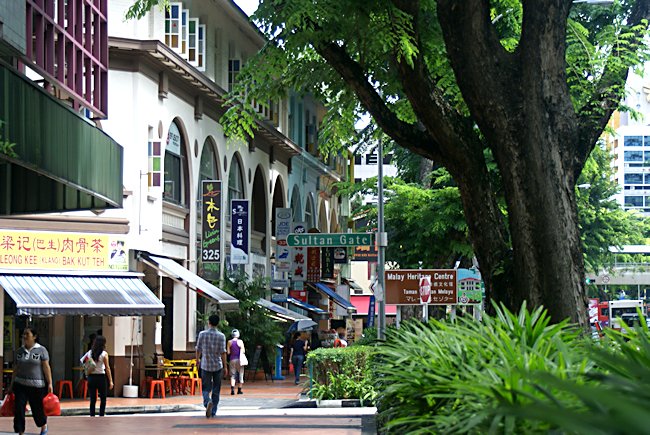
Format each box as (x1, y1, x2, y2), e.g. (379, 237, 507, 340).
(58, 375, 305, 416)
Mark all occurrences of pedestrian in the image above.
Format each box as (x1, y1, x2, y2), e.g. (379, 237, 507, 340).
(196, 314, 228, 419)
(80, 335, 114, 417)
(289, 331, 308, 385)
(333, 332, 348, 348)
(8, 327, 52, 435)
(227, 329, 245, 395)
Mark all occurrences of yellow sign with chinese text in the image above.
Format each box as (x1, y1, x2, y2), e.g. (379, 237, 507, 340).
(0, 230, 128, 272)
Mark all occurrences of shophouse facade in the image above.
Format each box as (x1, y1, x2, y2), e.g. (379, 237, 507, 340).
(0, 0, 351, 396)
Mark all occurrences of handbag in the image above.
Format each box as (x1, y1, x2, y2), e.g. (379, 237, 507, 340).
(43, 393, 60, 416)
(0, 393, 15, 417)
(81, 352, 97, 376)
(239, 343, 248, 367)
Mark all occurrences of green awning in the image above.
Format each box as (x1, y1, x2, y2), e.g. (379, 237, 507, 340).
(0, 64, 123, 215)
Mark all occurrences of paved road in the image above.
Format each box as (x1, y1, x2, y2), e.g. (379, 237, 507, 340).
(0, 408, 377, 434)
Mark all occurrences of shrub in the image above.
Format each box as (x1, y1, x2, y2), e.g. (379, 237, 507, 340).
(307, 346, 377, 404)
(373, 303, 592, 434)
(497, 321, 650, 434)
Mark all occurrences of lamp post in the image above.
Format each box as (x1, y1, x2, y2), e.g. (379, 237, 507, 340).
(377, 138, 387, 340)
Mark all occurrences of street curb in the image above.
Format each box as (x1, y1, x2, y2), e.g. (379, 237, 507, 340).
(60, 404, 203, 416)
(283, 399, 367, 408)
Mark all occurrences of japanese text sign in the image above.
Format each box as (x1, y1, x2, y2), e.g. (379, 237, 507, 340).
(230, 199, 250, 265)
(385, 269, 457, 305)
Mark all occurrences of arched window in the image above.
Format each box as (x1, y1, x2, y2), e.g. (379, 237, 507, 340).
(199, 140, 219, 187)
(304, 195, 314, 229)
(164, 121, 186, 206)
(290, 186, 302, 223)
(227, 156, 244, 219)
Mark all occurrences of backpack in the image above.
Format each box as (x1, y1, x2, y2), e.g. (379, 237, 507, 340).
(82, 353, 97, 376)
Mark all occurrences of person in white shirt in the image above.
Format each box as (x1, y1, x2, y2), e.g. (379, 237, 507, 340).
(80, 335, 114, 417)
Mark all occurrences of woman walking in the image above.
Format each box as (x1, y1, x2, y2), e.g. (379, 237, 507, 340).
(80, 335, 114, 417)
(227, 329, 245, 395)
(8, 327, 52, 435)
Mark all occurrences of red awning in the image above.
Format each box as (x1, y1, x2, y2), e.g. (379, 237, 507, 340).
(350, 295, 397, 315)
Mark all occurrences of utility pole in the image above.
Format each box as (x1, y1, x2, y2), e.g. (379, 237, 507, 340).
(377, 138, 387, 340)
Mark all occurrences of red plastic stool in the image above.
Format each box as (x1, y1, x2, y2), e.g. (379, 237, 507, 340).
(55, 380, 73, 399)
(149, 380, 165, 399)
(189, 377, 202, 395)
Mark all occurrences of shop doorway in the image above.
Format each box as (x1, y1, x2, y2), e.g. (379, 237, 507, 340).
(162, 278, 174, 359)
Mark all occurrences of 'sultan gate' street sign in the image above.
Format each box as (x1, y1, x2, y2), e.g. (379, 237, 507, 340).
(286, 233, 373, 247)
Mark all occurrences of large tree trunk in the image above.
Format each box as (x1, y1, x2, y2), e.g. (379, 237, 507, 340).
(437, 0, 588, 326)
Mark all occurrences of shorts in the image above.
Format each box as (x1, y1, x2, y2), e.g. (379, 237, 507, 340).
(229, 358, 244, 383)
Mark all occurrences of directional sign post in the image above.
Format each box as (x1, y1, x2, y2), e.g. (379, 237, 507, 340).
(286, 233, 374, 247)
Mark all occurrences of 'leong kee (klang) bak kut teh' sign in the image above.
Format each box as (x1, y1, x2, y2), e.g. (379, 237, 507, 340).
(385, 269, 457, 305)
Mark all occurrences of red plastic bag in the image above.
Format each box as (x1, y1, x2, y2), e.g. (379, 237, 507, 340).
(43, 393, 60, 416)
(0, 393, 15, 417)
(289, 363, 294, 374)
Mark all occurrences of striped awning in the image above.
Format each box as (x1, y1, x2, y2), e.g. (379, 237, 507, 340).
(0, 274, 165, 316)
(137, 251, 239, 311)
(256, 298, 309, 321)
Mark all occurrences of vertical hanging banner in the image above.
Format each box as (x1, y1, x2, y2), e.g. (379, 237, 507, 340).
(201, 180, 221, 263)
(230, 199, 250, 264)
(275, 208, 292, 272)
(306, 228, 321, 282)
(321, 248, 334, 279)
(291, 222, 307, 281)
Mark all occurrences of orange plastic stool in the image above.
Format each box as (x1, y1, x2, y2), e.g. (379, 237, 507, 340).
(55, 380, 73, 399)
(149, 380, 165, 399)
(189, 377, 202, 395)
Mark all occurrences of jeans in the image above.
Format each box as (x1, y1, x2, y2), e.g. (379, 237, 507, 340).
(291, 355, 304, 383)
(88, 373, 108, 416)
(13, 383, 47, 433)
(201, 368, 223, 416)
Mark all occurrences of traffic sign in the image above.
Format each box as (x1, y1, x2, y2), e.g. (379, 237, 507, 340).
(286, 232, 373, 247)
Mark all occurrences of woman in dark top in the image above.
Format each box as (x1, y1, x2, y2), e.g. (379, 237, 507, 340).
(8, 327, 53, 435)
(289, 332, 308, 385)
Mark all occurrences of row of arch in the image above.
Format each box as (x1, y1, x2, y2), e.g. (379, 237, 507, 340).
(163, 118, 339, 254)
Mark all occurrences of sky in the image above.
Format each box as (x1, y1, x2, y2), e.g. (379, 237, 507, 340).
(234, 0, 259, 16)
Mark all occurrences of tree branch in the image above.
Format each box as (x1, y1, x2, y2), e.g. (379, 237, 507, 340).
(314, 41, 439, 160)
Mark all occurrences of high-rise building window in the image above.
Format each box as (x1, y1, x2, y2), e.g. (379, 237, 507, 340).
(354, 155, 361, 165)
(625, 173, 643, 184)
(625, 136, 643, 147)
(366, 152, 378, 165)
(624, 150, 643, 162)
(625, 196, 643, 207)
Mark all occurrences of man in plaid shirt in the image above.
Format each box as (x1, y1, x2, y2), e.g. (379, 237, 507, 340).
(196, 314, 228, 418)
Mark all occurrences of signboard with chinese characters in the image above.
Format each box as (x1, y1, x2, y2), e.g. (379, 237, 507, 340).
(275, 208, 292, 272)
(306, 228, 321, 282)
(385, 269, 457, 305)
(0, 230, 128, 271)
(201, 180, 221, 263)
(230, 199, 250, 264)
(290, 222, 307, 281)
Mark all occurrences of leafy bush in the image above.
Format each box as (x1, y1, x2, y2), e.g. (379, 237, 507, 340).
(307, 346, 377, 404)
(497, 321, 650, 434)
(373, 303, 592, 434)
(352, 327, 378, 346)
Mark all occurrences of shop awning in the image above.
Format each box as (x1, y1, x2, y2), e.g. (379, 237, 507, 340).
(308, 282, 356, 312)
(137, 251, 239, 311)
(350, 295, 397, 315)
(256, 298, 309, 322)
(286, 297, 328, 315)
(343, 278, 364, 293)
(0, 274, 165, 316)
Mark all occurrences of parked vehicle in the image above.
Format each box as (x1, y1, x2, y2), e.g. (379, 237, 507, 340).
(608, 300, 644, 330)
